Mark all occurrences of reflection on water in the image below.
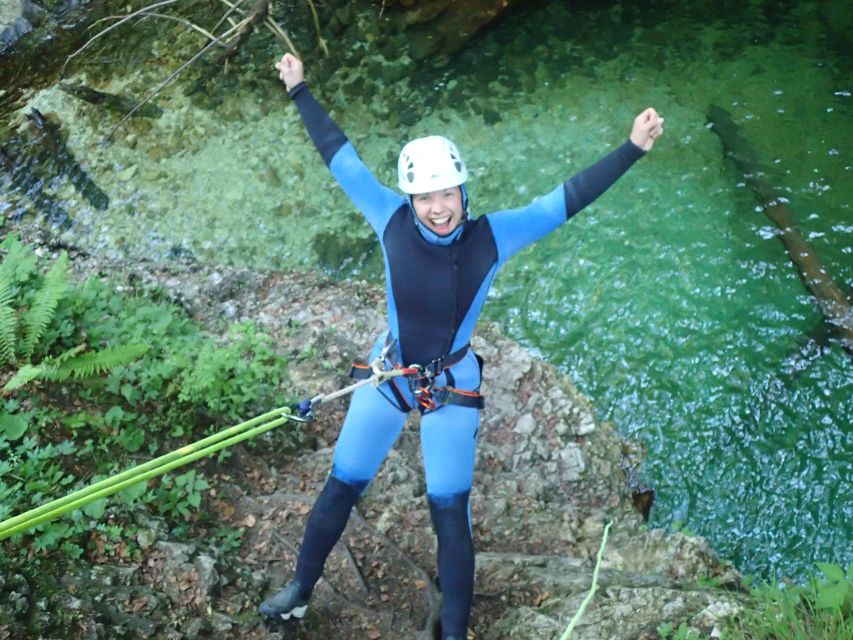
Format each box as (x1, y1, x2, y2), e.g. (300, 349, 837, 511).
(2, 0, 851, 579)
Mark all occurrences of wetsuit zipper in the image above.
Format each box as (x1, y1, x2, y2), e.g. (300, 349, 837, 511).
(446, 247, 459, 358)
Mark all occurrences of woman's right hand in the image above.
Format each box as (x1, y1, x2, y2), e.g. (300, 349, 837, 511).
(275, 53, 304, 91)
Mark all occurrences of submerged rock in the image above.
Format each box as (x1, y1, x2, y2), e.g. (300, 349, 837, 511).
(0, 0, 43, 51)
(384, 0, 533, 61)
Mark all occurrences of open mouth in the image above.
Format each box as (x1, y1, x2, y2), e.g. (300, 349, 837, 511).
(430, 216, 453, 233)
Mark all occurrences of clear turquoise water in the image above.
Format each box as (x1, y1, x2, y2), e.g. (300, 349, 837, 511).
(453, 0, 853, 579)
(3, 0, 851, 579)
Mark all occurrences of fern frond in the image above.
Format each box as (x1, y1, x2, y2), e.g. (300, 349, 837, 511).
(0, 265, 13, 308)
(3, 363, 45, 392)
(22, 252, 69, 360)
(0, 304, 16, 364)
(42, 343, 150, 382)
(53, 344, 87, 364)
(0, 262, 19, 364)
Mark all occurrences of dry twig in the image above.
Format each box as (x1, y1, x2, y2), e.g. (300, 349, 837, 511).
(62, 0, 181, 77)
(66, 0, 302, 140)
(103, 16, 248, 141)
(216, 0, 269, 65)
(304, 0, 329, 57)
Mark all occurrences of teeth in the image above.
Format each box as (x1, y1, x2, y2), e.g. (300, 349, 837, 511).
(432, 217, 451, 225)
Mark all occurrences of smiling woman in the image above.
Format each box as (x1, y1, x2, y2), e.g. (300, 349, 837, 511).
(263, 51, 662, 639)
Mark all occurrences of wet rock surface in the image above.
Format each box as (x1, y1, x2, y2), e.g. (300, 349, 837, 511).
(0, 239, 747, 639)
(0, 0, 41, 51)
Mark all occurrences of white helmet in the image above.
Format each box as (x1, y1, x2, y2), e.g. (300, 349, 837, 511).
(397, 135, 468, 194)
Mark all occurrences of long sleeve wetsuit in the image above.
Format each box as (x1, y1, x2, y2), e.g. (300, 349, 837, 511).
(285, 81, 645, 638)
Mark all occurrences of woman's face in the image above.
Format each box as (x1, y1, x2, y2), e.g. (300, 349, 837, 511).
(411, 186, 464, 236)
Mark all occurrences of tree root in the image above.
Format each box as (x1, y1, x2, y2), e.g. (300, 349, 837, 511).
(63, 0, 305, 141)
(304, 0, 329, 57)
(261, 492, 442, 637)
(349, 509, 442, 639)
(61, 0, 182, 77)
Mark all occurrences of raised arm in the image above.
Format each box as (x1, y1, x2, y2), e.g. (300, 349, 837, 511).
(275, 54, 404, 234)
(488, 108, 664, 262)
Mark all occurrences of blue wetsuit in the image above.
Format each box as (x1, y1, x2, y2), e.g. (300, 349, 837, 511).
(286, 82, 645, 637)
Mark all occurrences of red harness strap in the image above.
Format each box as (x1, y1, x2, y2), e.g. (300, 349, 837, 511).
(347, 344, 484, 412)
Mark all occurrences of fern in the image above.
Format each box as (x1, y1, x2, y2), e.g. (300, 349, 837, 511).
(0, 233, 38, 285)
(52, 344, 87, 364)
(21, 252, 69, 360)
(0, 265, 17, 364)
(3, 364, 44, 391)
(0, 265, 12, 307)
(3, 344, 149, 392)
(0, 303, 16, 364)
(43, 344, 150, 381)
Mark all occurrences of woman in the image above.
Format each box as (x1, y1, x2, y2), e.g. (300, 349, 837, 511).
(261, 53, 663, 640)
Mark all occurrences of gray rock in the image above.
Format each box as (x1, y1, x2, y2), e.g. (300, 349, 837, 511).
(0, 0, 45, 51)
(193, 554, 220, 597)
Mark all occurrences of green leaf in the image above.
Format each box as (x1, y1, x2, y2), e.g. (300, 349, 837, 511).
(83, 498, 107, 520)
(0, 412, 28, 440)
(118, 426, 144, 453)
(816, 562, 845, 582)
(815, 581, 847, 609)
(120, 383, 137, 404)
(35, 522, 70, 551)
(47, 343, 149, 381)
(60, 542, 84, 559)
(104, 405, 125, 427)
(0, 234, 37, 283)
(118, 480, 148, 503)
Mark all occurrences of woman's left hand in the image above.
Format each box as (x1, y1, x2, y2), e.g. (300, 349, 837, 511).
(630, 108, 665, 151)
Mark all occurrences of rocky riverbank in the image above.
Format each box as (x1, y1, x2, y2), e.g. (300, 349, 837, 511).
(1, 234, 747, 639)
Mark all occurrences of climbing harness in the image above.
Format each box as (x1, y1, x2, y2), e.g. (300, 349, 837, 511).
(0, 340, 474, 541)
(347, 337, 484, 413)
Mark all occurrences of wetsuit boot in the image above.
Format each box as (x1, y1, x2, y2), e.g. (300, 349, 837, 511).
(259, 475, 361, 620)
(429, 491, 474, 640)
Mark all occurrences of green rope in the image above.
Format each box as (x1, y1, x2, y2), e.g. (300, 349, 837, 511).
(559, 520, 613, 640)
(0, 357, 406, 542)
(0, 406, 296, 540)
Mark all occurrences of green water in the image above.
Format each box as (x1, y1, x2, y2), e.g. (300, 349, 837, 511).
(2, 0, 851, 579)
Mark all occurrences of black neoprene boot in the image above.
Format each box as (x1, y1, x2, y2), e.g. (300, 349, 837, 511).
(258, 579, 310, 621)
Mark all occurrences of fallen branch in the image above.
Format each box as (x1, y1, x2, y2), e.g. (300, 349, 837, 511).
(103, 16, 248, 141)
(62, 0, 181, 77)
(133, 11, 223, 43)
(216, 0, 269, 65)
(265, 14, 299, 56)
(350, 510, 442, 636)
(67, 0, 299, 140)
(304, 0, 329, 57)
(707, 104, 853, 355)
